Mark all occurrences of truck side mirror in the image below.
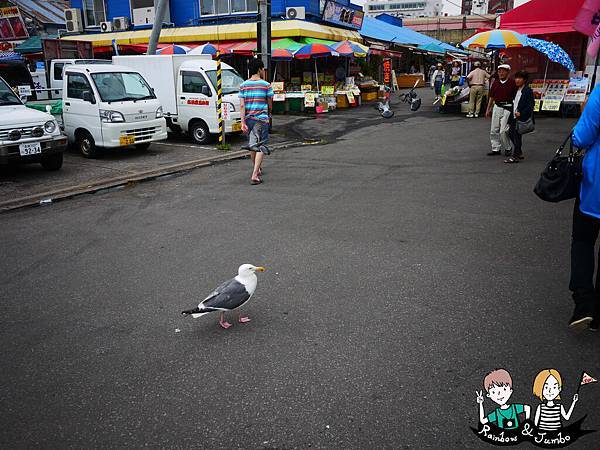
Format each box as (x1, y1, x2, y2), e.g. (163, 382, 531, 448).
(201, 85, 211, 96)
(82, 90, 95, 104)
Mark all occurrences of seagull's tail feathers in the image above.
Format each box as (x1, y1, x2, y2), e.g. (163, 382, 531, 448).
(181, 306, 221, 319)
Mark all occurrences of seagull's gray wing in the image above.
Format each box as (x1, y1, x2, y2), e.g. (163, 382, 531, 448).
(200, 278, 251, 311)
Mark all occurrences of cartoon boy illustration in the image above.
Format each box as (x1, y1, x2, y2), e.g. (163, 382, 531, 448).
(476, 368, 531, 429)
(533, 369, 578, 431)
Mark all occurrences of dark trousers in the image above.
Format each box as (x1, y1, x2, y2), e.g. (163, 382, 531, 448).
(509, 118, 523, 158)
(569, 199, 600, 302)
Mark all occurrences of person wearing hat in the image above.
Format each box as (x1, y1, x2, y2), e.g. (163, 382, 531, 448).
(466, 61, 489, 118)
(485, 64, 517, 156)
(430, 63, 445, 102)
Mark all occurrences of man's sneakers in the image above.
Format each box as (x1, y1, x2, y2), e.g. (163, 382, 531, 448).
(466, 113, 474, 118)
(569, 293, 597, 331)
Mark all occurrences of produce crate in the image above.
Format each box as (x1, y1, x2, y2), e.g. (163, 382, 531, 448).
(361, 91, 378, 102)
(336, 94, 350, 108)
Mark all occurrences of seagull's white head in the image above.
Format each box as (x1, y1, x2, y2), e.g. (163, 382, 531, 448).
(238, 264, 266, 277)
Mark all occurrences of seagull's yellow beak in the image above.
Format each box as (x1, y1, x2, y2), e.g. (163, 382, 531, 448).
(255, 266, 266, 272)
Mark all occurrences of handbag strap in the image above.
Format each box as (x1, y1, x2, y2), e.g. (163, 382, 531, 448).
(555, 130, 574, 157)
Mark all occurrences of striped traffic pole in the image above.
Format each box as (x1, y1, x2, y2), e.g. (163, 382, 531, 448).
(216, 51, 225, 145)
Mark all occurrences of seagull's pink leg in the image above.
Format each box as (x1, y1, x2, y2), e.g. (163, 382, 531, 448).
(219, 312, 232, 329)
(238, 311, 251, 323)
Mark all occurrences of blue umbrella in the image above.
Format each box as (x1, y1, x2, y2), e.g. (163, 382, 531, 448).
(526, 38, 575, 72)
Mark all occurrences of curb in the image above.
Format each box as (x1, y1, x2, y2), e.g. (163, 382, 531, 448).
(0, 140, 319, 213)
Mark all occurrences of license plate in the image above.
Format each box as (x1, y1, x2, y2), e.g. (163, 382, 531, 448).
(119, 135, 136, 146)
(232, 122, 242, 132)
(19, 142, 42, 156)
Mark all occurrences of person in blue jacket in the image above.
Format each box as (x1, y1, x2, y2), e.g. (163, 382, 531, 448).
(569, 85, 600, 331)
(505, 71, 535, 164)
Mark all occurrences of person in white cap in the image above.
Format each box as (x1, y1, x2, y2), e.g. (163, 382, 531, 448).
(485, 64, 517, 156)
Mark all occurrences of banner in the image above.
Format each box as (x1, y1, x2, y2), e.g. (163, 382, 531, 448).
(0, 6, 28, 41)
(322, 1, 364, 30)
(574, 0, 600, 36)
(587, 23, 600, 57)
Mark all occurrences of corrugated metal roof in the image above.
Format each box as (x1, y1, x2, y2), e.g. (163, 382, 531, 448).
(15, 0, 68, 25)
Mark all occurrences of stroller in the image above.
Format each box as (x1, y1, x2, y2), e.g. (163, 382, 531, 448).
(399, 79, 422, 112)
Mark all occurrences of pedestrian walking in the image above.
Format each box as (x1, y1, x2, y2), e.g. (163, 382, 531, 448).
(239, 58, 274, 185)
(428, 63, 436, 82)
(485, 64, 517, 156)
(431, 63, 445, 102)
(505, 71, 534, 164)
(568, 85, 600, 331)
(466, 62, 489, 118)
(450, 61, 461, 88)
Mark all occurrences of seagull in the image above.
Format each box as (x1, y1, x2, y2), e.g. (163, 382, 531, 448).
(181, 264, 266, 329)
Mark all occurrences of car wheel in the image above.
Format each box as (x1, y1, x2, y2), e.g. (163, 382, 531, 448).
(77, 132, 98, 158)
(135, 143, 151, 151)
(190, 121, 211, 145)
(40, 152, 63, 171)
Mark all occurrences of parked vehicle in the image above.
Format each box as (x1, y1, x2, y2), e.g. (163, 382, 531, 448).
(113, 55, 243, 144)
(0, 76, 66, 170)
(27, 64, 168, 158)
(0, 60, 37, 101)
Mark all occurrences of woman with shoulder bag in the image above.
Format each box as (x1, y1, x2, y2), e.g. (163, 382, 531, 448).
(568, 85, 600, 331)
(505, 71, 535, 164)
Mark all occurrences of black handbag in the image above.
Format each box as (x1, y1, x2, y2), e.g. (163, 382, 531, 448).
(516, 117, 535, 135)
(534, 132, 584, 203)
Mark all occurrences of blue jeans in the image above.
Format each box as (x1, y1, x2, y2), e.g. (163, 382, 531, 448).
(434, 80, 443, 96)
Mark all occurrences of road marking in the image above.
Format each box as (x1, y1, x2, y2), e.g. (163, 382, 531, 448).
(156, 142, 213, 150)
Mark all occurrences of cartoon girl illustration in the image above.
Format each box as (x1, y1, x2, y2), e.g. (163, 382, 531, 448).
(532, 369, 579, 431)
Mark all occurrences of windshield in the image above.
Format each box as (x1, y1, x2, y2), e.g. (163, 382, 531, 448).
(205, 69, 244, 95)
(0, 77, 22, 106)
(91, 72, 155, 102)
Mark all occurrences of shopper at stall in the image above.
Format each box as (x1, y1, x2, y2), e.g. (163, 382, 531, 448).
(485, 64, 517, 156)
(505, 71, 534, 164)
(431, 63, 445, 102)
(466, 62, 489, 118)
(239, 58, 274, 186)
(568, 85, 600, 331)
(450, 61, 461, 88)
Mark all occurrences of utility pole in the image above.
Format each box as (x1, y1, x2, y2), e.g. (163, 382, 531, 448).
(256, 0, 271, 77)
(147, 0, 168, 55)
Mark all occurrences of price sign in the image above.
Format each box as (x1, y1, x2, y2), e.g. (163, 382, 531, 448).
(221, 104, 230, 120)
(534, 99, 541, 112)
(271, 82, 284, 92)
(304, 92, 316, 107)
(321, 86, 334, 95)
(541, 99, 562, 111)
(273, 93, 286, 102)
(301, 84, 312, 92)
(18, 85, 32, 97)
(346, 92, 355, 103)
(351, 87, 361, 96)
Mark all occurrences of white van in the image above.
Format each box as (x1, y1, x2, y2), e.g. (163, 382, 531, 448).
(113, 55, 243, 144)
(60, 64, 167, 157)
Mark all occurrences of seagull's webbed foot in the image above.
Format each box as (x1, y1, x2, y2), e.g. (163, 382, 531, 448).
(238, 311, 251, 324)
(219, 312, 232, 329)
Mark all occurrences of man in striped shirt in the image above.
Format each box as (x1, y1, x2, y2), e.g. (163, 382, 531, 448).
(239, 59, 274, 185)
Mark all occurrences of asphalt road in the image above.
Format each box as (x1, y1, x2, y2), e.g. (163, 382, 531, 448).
(2, 98, 599, 449)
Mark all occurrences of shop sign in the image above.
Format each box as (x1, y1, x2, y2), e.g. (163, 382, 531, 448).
(301, 84, 312, 92)
(0, 6, 28, 41)
(564, 77, 589, 103)
(322, 1, 364, 30)
(321, 86, 334, 96)
(383, 59, 392, 86)
(273, 93, 286, 102)
(272, 82, 284, 92)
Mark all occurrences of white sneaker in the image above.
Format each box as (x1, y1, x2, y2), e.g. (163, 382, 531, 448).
(474, 114, 479, 118)
(466, 113, 474, 118)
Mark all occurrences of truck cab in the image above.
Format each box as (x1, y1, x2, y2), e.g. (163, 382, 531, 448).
(62, 64, 167, 157)
(49, 59, 111, 97)
(0, 76, 66, 170)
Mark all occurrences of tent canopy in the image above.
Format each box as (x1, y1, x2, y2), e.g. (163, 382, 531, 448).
(499, 0, 586, 35)
(15, 35, 57, 54)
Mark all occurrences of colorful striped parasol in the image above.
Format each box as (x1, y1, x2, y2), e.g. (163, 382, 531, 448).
(272, 48, 294, 61)
(294, 43, 334, 59)
(156, 44, 190, 55)
(461, 30, 528, 49)
(188, 43, 218, 55)
(330, 40, 369, 58)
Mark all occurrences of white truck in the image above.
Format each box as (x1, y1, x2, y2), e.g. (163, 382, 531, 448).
(113, 55, 243, 144)
(0, 76, 66, 170)
(28, 63, 168, 158)
(47, 59, 111, 97)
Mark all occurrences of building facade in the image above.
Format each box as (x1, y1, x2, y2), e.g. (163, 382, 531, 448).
(364, 1, 443, 19)
(68, 0, 362, 30)
(461, 0, 514, 14)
